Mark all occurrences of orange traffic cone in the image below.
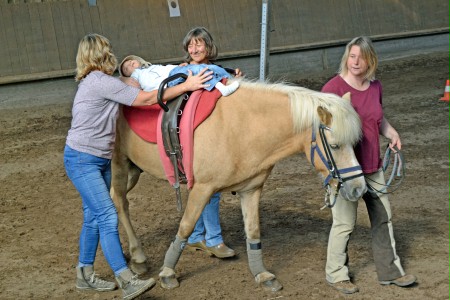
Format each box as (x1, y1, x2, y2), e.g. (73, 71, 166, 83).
(440, 80, 449, 102)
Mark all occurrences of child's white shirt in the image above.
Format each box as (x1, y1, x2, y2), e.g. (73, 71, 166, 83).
(131, 64, 177, 91)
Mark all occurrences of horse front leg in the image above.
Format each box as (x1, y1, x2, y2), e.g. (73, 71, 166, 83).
(240, 187, 283, 292)
(111, 156, 148, 274)
(159, 186, 211, 289)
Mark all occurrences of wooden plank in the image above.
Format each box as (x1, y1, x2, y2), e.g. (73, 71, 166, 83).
(61, 1, 80, 69)
(88, 0, 103, 34)
(337, 0, 360, 38)
(0, 6, 13, 76)
(295, 0, 325, 43)
(184, 0, 213, 37)
(38, 2, 62, 72)
(51, 2, 69, 70)
(159, 0, 179, 58)
(146, 1, 171, 60)
(271, 0, 291, 47)
(174, 0, 192, 56)
(78, 0, 93, 34)
(347, 0, 363, 38)
(11, 4, 30, 74)
(359, 0, 409, 36)
(423, 0, 449, 28)
(170, 0, 185, 58)
(71, 0, 87, 40)
(218, 0, 240, 53)
(176, 0, 193, 42)
(167, 0, 190, 57)
(27, 3, 48, 73)
(209, 0, 225, 51)
(98, 0, 130, 57)
(126, 0, 147, 58)
(236, 0, 260, 52)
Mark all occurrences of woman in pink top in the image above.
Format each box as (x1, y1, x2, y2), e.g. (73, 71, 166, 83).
(321, 36, 416, 294)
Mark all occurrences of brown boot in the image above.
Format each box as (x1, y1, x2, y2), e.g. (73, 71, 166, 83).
(206, 243, 236, 258)
(185, 240, 208, 252)
(328, 280, 359, 294)
(379, 274, 417, 287)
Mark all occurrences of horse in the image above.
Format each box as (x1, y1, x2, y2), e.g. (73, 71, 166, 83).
(110, 79, 366, 292)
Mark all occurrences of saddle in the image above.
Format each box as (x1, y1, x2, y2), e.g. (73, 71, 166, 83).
(161, 93, 189, 211)
(157, 74, 223, 211)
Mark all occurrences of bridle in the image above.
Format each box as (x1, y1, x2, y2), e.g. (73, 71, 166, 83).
(310, 124, 364, 209)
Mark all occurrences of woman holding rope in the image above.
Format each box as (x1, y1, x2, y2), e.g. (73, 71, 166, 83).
(321, 36, 417, 294)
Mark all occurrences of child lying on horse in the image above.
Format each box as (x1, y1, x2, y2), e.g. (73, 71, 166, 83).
(119, 55, 239, 96)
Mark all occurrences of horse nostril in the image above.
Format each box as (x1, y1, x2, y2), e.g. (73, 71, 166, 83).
(354, 186, 366, 198)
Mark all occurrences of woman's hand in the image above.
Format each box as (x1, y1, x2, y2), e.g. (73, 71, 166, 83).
(381, 117, 402, 151)
(183, 68, 213, 92)
(388, 132, 402, 151)
(120, 76, 141, 89)
(234, 68, 243, 78)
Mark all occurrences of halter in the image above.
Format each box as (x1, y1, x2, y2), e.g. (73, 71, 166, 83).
(310, 124, 364, 209)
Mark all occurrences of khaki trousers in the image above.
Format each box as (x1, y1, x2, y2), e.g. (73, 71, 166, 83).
(326, 169, 405, 283)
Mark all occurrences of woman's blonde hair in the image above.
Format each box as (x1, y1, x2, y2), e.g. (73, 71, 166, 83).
(182, 27, 218, 63)
(338, 36, 378, 81)
(75, 33, 117, 81)
(118, 55, 151, 77)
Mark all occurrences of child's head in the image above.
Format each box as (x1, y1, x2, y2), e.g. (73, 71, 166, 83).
(119, 55, 151, 77)
(182, 27, 218, 63)
(75, 33, 117, 81)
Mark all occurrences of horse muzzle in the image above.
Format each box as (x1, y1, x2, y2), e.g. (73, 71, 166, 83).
(338, 177, 367, 202)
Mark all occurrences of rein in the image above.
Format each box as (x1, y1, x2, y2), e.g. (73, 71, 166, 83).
(310, 124, 364, 209)
(365, 145, 405, 194)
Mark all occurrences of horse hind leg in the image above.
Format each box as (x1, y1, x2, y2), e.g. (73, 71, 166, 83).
(111, 158, 148, 274)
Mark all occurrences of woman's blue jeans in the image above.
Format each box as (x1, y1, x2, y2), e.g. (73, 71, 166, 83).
(188, 193, 223, 247)
(64, 145, 127, 275)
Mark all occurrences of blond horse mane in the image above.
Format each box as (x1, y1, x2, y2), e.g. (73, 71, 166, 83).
(238, 80, 362, 146)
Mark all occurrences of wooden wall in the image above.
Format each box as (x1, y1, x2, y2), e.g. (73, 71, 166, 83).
(0, 0, 448, 84)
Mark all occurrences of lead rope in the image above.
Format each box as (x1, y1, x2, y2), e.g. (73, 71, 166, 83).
(365, 145, 405, 194)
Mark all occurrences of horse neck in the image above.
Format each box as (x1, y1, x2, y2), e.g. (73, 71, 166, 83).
(223, 86, 308, 166)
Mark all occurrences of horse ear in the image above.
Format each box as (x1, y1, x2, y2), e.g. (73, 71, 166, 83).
(317, 106, 332, 126)
(342, 92, 351, 101)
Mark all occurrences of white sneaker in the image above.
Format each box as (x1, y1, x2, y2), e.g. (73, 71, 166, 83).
(116, 269, 156, 300)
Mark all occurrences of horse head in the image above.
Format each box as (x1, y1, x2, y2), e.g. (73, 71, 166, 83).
(309, 98, 367, 206)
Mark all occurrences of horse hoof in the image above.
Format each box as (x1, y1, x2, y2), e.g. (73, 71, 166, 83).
(160, 274, 180, 289)
(130, 261, 148, 275)
(260, 278, 283, 292)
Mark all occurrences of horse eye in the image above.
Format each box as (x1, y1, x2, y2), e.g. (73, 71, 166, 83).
(330, 144, 340, 150)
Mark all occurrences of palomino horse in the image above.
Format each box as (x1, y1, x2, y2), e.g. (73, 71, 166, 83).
(110, 80, 366, 292)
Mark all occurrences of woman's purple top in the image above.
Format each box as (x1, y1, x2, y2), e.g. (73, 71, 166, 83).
(322, 75, 384, 174)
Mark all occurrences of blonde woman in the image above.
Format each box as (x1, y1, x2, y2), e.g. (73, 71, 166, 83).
(64, 33, 211, 300)
(322, 36, 416, 294)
